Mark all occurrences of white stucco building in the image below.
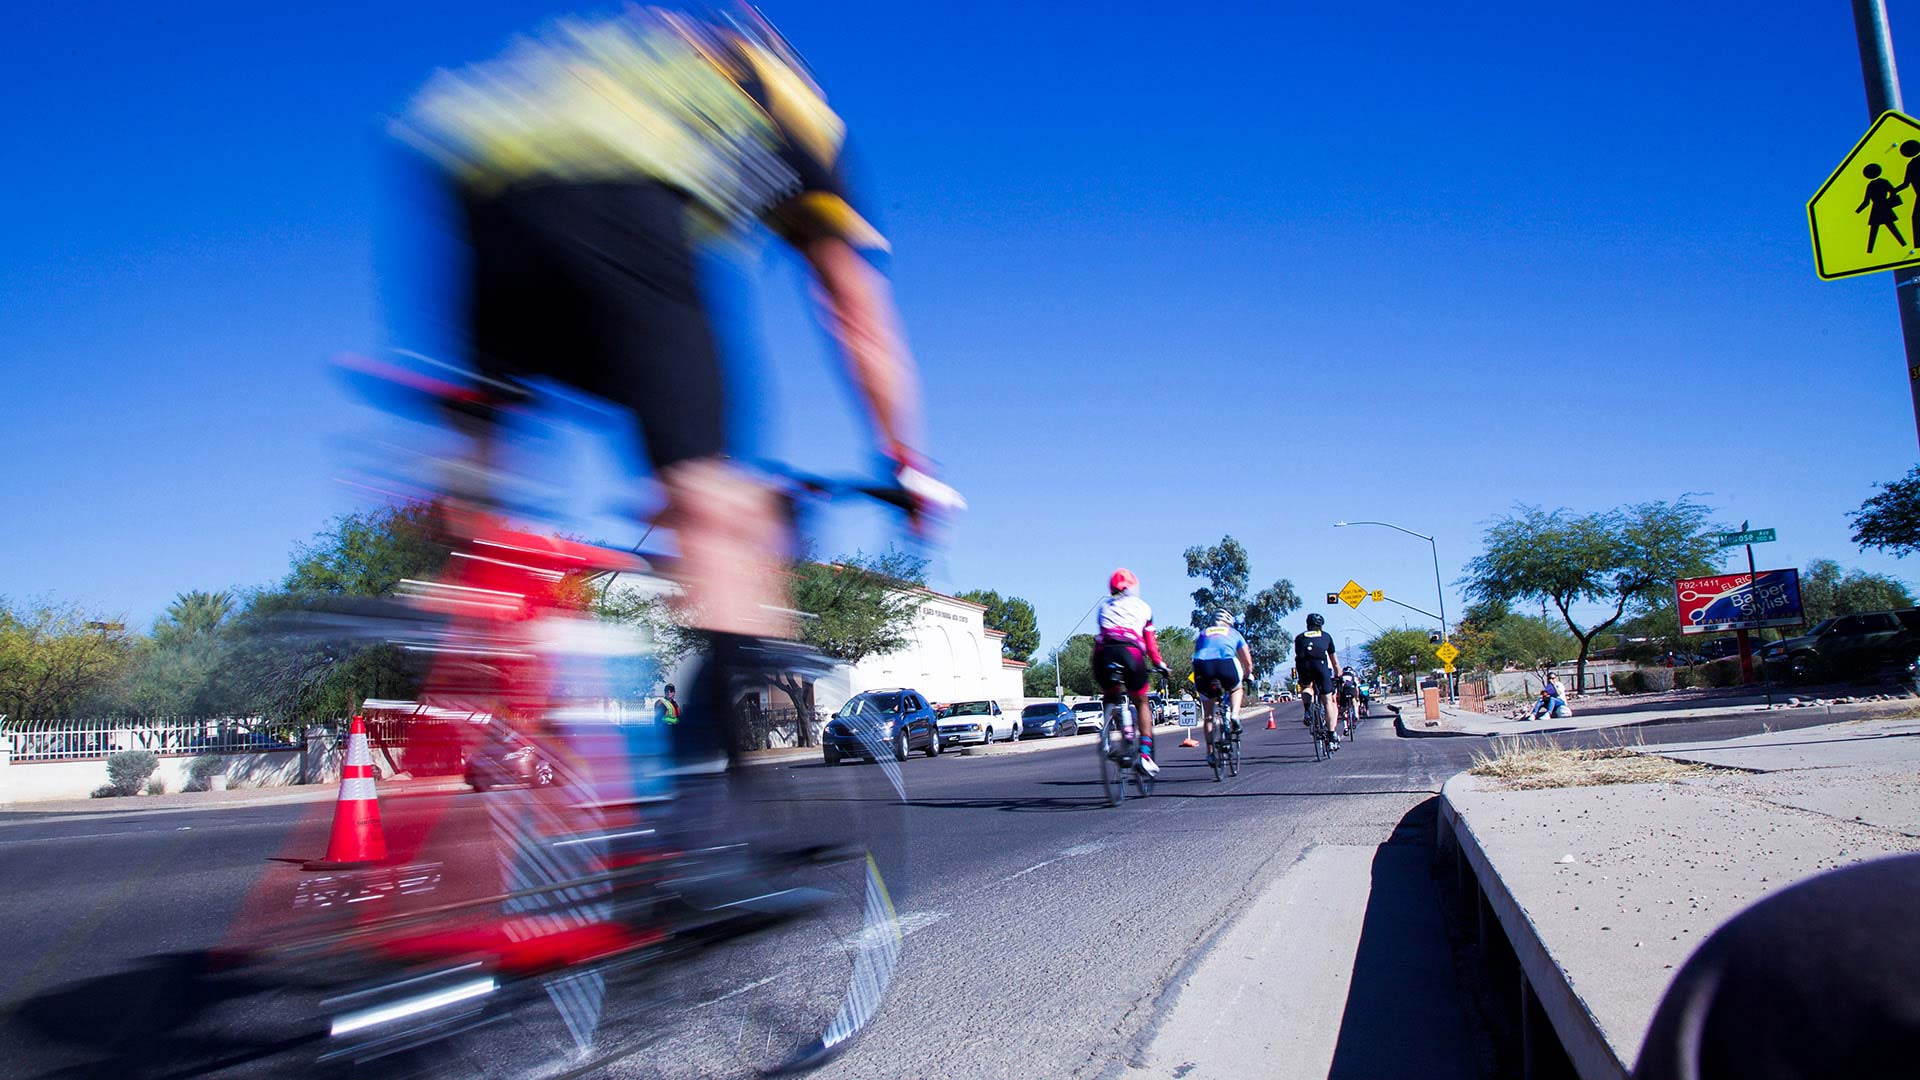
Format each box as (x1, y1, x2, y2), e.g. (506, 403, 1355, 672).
(811, 587, 1027, 715)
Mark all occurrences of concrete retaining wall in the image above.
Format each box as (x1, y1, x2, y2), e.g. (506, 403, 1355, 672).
(0, 749, 307, 803)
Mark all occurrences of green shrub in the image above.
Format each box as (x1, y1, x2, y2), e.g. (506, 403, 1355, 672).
(1673, 666, 1698, 689)
(90, 783, 124, 799)
(145, 776, 166, 795)
(106, 750, 160, 796)
(1699, 659, 1741, 688)
(1611, 671, 1637, 695)
(1640, 667, 1675, 692)
(187, 756, 227, 792)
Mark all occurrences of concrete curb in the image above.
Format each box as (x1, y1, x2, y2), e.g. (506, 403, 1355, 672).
(1438, 774, 1628, 1080)
(1404, 695, 1917, 741)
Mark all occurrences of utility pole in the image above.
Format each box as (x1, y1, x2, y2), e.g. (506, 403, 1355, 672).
(1853, 0, 1920, 448)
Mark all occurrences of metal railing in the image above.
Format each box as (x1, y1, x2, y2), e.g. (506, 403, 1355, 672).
(1, 717, 300, 763)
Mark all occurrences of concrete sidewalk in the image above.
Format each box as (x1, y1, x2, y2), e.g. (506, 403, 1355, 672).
(1438, 717, 1920, 1079)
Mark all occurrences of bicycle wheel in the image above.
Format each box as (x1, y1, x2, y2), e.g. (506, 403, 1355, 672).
(1097, 713, 1123, 807)
(1209, 715, 1224, 782)
(1311, 702, 1328, 762)
(1132, 756, 1155, 799)
(1228, 730, 1241, 777)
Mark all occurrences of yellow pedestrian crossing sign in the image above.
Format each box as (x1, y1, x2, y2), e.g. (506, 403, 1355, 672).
(1435, 641, 1460, 665)
(1339, 580, 1367, 609)
(1809, 110, 1920, 280)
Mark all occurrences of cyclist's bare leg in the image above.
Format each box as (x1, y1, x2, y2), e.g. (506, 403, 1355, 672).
(1130, 687, 1156, 758)
(1200, 698, 1215, 749)
(659, 458, 795, 639)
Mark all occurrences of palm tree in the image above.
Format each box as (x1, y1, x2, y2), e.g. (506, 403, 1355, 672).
(162, 590, 235, 638)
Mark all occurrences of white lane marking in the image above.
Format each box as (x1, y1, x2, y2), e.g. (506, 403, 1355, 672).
(1001, 839, 1114, 883)
(692, 910, 949, 1011)
(0, 830, 164, 847)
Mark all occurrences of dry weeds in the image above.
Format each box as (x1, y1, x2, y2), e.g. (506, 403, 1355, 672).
(1468, 741, 1712, 790)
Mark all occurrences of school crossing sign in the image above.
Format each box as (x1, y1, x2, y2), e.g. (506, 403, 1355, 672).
(1809, 110, 1920, 280)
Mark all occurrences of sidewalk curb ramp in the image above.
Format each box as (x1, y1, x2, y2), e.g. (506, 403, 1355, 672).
(1437, 774, 1626, 1080)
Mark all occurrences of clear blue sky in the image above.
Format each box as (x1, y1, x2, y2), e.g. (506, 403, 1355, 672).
(5, 1, 1920, 661)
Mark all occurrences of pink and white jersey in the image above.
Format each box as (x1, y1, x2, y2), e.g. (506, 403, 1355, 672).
(1094, 593, 1155, 647)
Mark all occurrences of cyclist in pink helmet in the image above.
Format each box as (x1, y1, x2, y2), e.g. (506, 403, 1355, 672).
(1090, 568, 1170, 774)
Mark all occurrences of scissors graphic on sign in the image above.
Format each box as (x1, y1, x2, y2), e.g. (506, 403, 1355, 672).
(1677, 587, 1738, 603)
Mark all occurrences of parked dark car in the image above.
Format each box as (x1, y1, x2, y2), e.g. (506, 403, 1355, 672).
(1019, 702, 1077, 738)
(465, 732, 555, 791)
(822, 688, 940, 765)
(1762, 609, 1920, 683)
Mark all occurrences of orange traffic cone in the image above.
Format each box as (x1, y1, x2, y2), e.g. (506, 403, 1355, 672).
(305, 715, 389, 870)
(1179, 734, 1199, 748)
(1266, 716, 1277, 730)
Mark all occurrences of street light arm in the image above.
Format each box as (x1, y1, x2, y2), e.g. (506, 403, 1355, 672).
(1379, 595, 1442, 621)
(1335, 520, 1434, 543)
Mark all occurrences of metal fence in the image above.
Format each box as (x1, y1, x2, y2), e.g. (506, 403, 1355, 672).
(1, 717, 300, 763)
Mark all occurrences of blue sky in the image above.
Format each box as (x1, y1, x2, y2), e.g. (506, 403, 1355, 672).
(5, 1, 1920, 661)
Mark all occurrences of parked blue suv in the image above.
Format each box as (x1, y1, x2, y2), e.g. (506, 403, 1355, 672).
(822, 688, 941, 764)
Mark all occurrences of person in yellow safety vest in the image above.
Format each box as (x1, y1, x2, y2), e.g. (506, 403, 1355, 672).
(655, 683, 680, 724)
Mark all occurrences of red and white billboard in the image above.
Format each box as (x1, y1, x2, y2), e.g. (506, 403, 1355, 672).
(1674, 569, 1805, 635)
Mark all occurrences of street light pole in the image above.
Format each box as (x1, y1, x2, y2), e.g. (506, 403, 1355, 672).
(1335, 519, 1451, 701)
(1851, 0, 1920, 449)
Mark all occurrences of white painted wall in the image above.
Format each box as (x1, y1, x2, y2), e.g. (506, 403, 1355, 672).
(815, 590, 1027, 715)
(0, 750, 305, 804)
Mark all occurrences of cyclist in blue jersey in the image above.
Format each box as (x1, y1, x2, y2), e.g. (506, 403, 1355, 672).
(1192, 611, 1254, 763)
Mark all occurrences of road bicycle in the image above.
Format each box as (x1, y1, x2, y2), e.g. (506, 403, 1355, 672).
(1097, 669, 1161, 806)
(1197, 677, 1240, 782)
(1307, 690, 1337, 762)
(13, 355, 928, 1080)
(1338, 692, 1358, 742)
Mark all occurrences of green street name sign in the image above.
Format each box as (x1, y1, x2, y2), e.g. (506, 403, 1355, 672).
(1715, 528, 1776, 547)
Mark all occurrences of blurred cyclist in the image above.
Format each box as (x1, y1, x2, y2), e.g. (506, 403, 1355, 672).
(1336, 668, 1359, 732)
(1293, 613, 1341, 749)
(394, 3, 959, 761)
(1091, 569, 1171, 776)
(1192, 610, 1253, 764)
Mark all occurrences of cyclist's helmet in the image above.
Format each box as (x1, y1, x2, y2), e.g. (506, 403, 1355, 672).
(1306, 612, 1325, 629)
(1214, 610, 1235, 626)
(1109, 567, 1138, 595)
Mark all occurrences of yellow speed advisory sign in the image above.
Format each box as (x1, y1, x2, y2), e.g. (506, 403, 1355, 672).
(1809, 110, 1920, 280)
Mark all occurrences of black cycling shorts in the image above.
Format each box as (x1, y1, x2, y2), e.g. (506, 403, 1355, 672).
(1192, 657, 1241, 695)
(1091, 641, 1150, 694)
(1296, 665, 1335, 697)
(462, 180, 725, 471)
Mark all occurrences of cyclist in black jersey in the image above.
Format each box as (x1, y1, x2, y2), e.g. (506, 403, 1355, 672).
(1293, 613, 1342, 749)
(396, 3, 962, 744)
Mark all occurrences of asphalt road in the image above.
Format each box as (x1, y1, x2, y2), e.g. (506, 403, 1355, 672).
(0, 701, 1840, 1079)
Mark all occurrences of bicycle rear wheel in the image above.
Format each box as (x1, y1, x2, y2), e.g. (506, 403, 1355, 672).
(1097, 714, 1123, 807)
(1228, 730, 1241, 777)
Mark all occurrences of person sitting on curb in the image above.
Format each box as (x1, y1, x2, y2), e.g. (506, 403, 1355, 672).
(1528, 674, 1568, 721)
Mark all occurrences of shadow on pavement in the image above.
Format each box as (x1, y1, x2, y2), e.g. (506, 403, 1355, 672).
(1326, 798, 1484, 1080)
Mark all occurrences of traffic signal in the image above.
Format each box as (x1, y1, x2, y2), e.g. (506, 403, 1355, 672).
(1326, 593, 1340, 605)
(1428, 630, 1443, 644)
